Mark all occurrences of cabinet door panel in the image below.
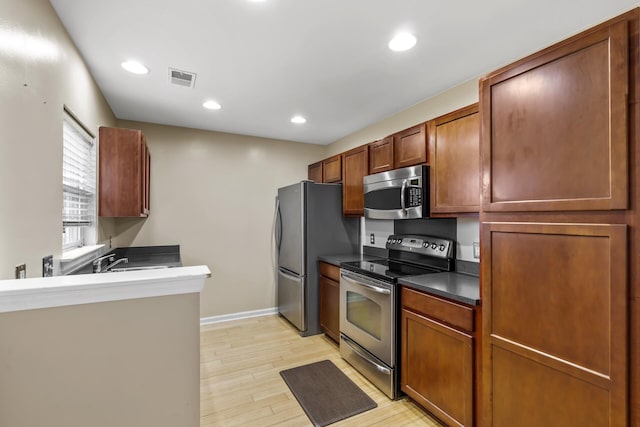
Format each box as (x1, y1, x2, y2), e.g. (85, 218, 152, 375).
(481, 20, 628, 211)
(308, 161, 323, 182)
(482, 222, 628, 426)
(492, 346, 609, 427)
(323, 155, 342, 183)
(401, 309, 473, 427)
(319, 276, 340, 342)
(99, 127, 146, 217)
(342, 145, 369, 216)
(429, 104, 480, 214)
(369, 136, 394, 174)
(394, 124, 426, 168)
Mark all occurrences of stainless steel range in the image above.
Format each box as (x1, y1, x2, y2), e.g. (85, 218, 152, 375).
(339, 234, 455, 399)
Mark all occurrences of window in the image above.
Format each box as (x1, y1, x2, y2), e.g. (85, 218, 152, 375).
(62, 109, 96, 252)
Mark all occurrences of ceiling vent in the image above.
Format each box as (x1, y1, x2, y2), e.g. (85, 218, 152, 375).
(168, 68, 196, 88)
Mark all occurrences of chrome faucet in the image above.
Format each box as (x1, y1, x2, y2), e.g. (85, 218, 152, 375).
(93, 254, 115, 273)
(103, 257, 128, 271)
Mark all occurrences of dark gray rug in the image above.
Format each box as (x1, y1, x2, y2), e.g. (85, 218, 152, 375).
(279, 360, 377, 427)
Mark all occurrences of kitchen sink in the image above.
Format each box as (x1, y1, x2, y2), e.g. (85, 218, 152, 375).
(109, 265, 171, 272)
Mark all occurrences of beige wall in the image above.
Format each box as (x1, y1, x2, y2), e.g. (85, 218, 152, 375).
(0, 293, 201, 427)
(114, 120, 324, 318)
(326, 78, 479, 156)
(0, 0, 116, 280)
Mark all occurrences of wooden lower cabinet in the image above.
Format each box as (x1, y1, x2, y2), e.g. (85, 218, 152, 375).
(401, 287, 474, 427)
(319, 262, 340, 342)
(482, 222, 628, 426)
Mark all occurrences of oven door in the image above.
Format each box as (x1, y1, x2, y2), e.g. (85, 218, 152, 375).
(339, 270, 394, 366)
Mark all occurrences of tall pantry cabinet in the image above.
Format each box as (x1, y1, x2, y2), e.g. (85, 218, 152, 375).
(480, 9, 639, 426)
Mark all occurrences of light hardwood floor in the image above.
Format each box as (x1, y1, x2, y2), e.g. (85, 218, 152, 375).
(200, 314, 442, 426)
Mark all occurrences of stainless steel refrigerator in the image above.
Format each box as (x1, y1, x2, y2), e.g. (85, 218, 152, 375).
(275, 181, 359, 336)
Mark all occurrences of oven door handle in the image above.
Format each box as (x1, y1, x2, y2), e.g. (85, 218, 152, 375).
(341, 273, 391, 295)
(341, 335, 392, 375)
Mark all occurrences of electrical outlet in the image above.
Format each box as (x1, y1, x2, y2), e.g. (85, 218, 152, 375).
(15, 264, 26, 279)
(370, 233, 375, 244)
(42, 255, 54, 277)
(473, 242, 480, 259)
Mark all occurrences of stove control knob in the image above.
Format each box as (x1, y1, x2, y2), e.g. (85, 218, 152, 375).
(439, 244, 446, 251)
(431, 243, 437, 249)
(422, 242, 428, 248)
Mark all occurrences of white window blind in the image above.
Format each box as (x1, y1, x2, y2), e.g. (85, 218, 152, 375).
(62, 111, 96, 251)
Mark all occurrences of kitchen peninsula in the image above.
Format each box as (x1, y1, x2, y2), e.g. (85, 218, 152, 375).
(0, 265, 210, 427)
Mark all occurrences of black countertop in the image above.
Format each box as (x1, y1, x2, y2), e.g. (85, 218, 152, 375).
(318, 253, 386, 267)
(399, 272, 480, 306)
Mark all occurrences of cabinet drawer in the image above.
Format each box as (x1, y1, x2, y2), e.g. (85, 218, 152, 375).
(319, 262, 340, 282)
(402, 287, 474, 333)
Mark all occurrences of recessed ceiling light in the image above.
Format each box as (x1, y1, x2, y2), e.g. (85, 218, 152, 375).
(121, 60, 149, 74)
(388, 33, 417, 52)
(203, 100, 222, 110)
(291, 116, 306, 124)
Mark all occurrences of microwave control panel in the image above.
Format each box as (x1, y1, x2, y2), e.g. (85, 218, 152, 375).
(407, 186, 422, 207)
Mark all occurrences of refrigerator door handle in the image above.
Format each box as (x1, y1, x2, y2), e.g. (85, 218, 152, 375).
(275, 198, 283, 252)
(278, 267, 301, 281)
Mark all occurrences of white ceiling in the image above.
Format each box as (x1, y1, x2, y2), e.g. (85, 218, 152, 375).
(49, 0, 638, 145)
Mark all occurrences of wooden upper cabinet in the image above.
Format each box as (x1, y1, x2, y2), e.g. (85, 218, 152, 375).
(141, 136, 150, 216)
(342, 145, 369, 216)
(308, 161, 323, 182)
(99, 126, 150, 217)
(428, 104, 480, 215)
(369, 136, 394, 174)
(394, 123, 426, 169)
(323, 154, 342, 183)
(481, 18, 629, 212)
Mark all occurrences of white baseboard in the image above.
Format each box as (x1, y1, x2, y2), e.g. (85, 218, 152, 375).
(200, 307, 278, 326)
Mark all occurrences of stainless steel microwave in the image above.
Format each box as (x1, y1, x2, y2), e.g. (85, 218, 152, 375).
(363, 165, 429, 220)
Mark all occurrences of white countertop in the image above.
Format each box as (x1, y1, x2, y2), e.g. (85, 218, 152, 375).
(0, 265, 211, 313)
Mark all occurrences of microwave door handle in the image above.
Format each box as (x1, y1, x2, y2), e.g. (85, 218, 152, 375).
(400, 179, 407, 215)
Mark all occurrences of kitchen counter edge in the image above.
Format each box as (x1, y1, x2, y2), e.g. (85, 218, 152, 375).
(0, 265, 211, 314)
(399, 272, 480, 306)
(318, 253, 385, 267)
